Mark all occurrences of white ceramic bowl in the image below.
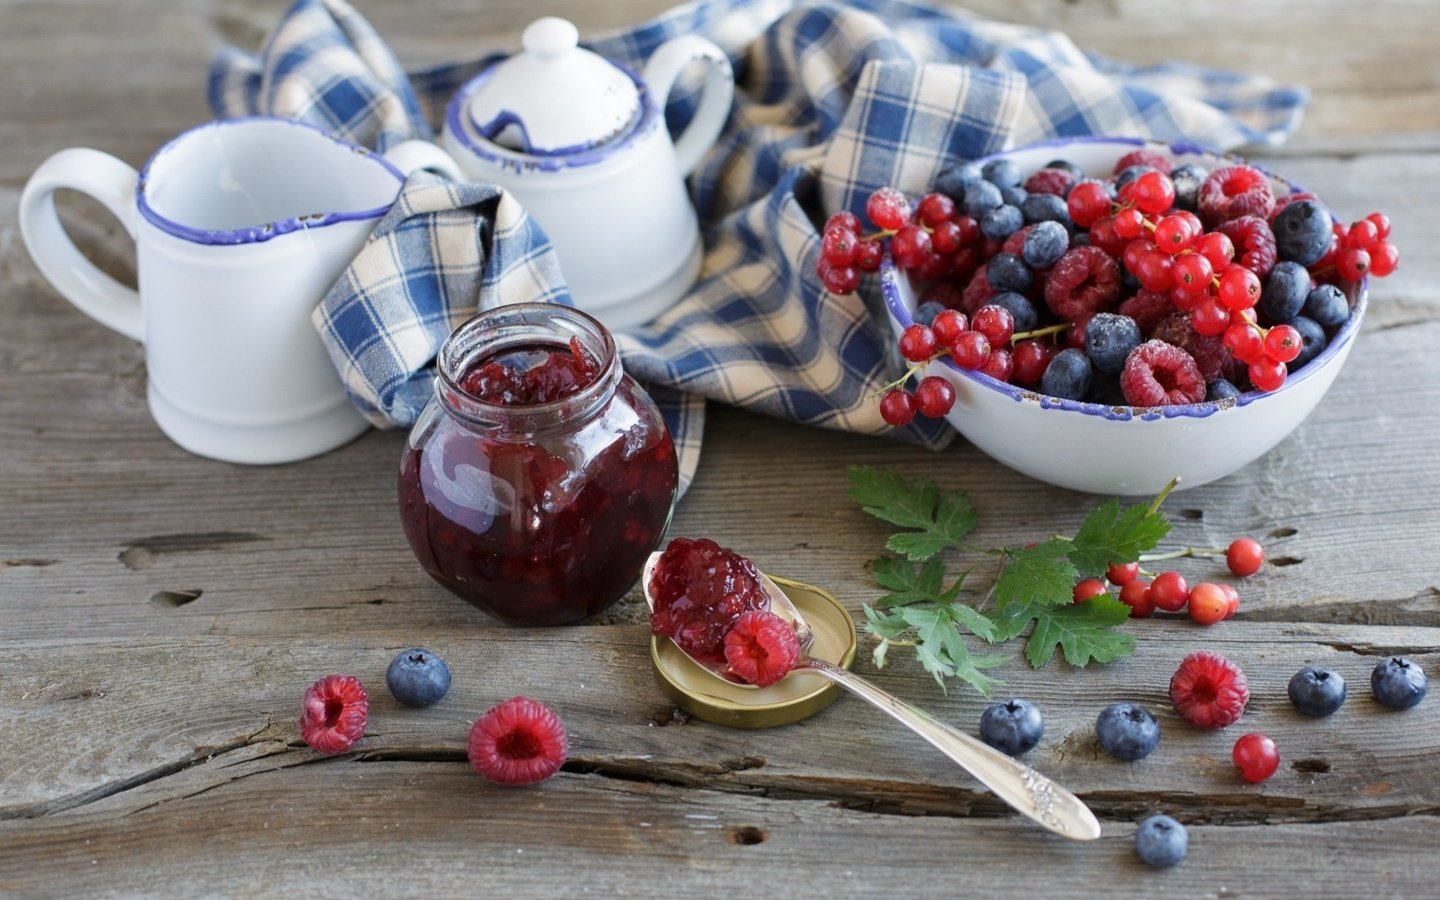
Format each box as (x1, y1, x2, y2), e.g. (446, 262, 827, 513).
(881, 137, 1367, 496)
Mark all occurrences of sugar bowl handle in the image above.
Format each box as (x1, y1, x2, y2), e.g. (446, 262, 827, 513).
(643, 36, 735, 176)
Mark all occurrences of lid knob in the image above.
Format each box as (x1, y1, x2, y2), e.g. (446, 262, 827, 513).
(522, 17, 579, 60)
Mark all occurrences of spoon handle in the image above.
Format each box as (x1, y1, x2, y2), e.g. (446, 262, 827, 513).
(800, 658, 1101, 841)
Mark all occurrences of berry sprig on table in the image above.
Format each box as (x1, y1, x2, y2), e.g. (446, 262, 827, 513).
(816, 150, 1399, 422)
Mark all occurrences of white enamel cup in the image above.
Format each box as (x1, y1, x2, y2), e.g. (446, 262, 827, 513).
(19, 117, 460, 464)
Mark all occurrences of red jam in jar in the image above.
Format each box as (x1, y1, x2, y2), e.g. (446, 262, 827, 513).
(398, 304, 678, 626)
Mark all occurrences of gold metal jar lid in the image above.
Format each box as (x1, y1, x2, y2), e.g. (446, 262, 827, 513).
(650, 573, 858, 728)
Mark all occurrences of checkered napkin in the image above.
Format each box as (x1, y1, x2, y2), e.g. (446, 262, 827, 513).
(210, 0, 1306, 491)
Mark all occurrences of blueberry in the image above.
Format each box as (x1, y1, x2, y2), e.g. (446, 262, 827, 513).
(1284, 315, 1327, 372)
(1168, 163, 1209, 212)
(1121, 270, 1143, 295)
(1041, 348, 1092, 402)
(1084, 313, 1142, 375)
(1207, 378, 1241, 402)
(1043, 158, 1086, 180)
(1372, 657, 1428, 710)
(1095, 702, 1160, 761)
(1000, 184, 1028, 208)
(1021, 192, 1072, 228)
(935, 161, 983, 203)
(962, 179, 1004, 219)
(913, 300, 947, 327)
(979, 699, 1045, 756)
(1288, 666, 1347, 717)
(1114, 164, 1155, 191)
(1272, 199, 1333, 266)
(1070, 231, 1091, 248)
(1304, 283, 1350, 331)
(987, 253, 1033, 294)
(386, 647, 452, 707)
(1135, 815, 1188, 869)
(980, 204, 1024, 241)
(987, 291, 1038, 334)
(1022, 220, 1070, 269)
(982, 157, 1022, 189)
(1258, 261, 1312, 324)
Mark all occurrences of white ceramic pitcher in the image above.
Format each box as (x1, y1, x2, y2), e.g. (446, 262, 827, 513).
(19, 116, 460, 464)
(441, 17, 735, 330)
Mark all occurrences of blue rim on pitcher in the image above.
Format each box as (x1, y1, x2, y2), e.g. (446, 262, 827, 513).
(134, 116, 406, 246)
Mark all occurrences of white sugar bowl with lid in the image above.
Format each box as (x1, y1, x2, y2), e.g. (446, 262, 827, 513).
(442, 17, 734, 330)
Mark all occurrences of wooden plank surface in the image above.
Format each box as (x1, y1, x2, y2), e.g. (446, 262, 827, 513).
(2, 0, 1439, 895)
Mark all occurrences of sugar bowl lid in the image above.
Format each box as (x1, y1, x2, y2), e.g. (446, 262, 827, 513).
(466, 17, 642, 155)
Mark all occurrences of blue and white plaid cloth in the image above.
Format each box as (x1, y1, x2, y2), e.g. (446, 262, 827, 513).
(211, 0, 1306, 492)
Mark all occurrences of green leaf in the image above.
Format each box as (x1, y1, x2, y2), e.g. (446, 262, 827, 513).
(1023, 596, 1137, 668)
(1068, 498, 1172, 576)
(847, 466, 978, 561)
(870, 556, 945, 607)
(994, 539, 1078, 610)
(949, 603, 998, 643)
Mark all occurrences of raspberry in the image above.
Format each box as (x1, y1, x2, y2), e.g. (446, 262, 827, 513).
(1113, 148, 1173, 176)
(299, 674, 369, 755)
(723, 610, 802, 687)
(1169, 650, 1250, 729)
(467, 696, 569, 785)
(1218, 216, 1278, 279)
(1043, 246, 1122, 321)
(1150, 312, 1227, 382)
(1197, 165, 1275, 227)
(1117, 289, 1175, 336)
(1023, 167, 1077, 197)
(1000, 224, 1035, 257)
(960, 263, 996, 315)
(1120, 340, 1205, 406)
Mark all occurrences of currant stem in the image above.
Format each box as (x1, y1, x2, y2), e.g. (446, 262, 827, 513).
(1146, 477, 1181, 517)
(1010, 322, 1069, 344)
(1139, 545, 1226, 563)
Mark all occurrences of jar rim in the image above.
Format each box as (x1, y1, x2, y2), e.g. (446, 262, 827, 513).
(435, 302, 622, 434)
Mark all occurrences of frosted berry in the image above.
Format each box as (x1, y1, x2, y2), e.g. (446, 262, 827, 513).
(1120, 341, 1205, 407)
(1170, 650, 1250, 730)
(724, 609, 801, 687)
(916, 192, 957, 227)
(1114, 148, 1173, 176)
(853, 239, 884, 272)
(879, 389, 917, 427)
(972, 304, 1016, 348)
(899, 324, 938, 362)
(891, 224, 933, 269)
(866, 187, 911, 231)
(913, 376, 956, 418)
(1084, 313, 1142, 375)
(1197, 165, 1275, 226)
(824, 211, 860, 237)
(1044, 246, 1122, 321)
(986, 291, 1038, 334)
(299, 674, 369, 755)
(949, 331, 992, 370)
(468, 696, 569, 785)
(1233, 733, 1279, 783)
(1218, 215, 1278, 280)
(1022, 220, 1070, 269)
(1040, 348, 1092, 401)
(821, 228, 859, 266)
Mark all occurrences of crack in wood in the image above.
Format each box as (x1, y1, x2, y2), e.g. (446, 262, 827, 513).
(1243, 589, 1440, 629)
(118, 532, 267, 571)
(3, 558, 58, 568)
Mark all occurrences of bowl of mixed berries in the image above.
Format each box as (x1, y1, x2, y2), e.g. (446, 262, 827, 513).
(818, 137, 1396, 495)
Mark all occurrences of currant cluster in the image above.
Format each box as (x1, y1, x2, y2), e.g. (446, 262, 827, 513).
(814, 148, 1400, 422)
(1073, 536, 1263, 625)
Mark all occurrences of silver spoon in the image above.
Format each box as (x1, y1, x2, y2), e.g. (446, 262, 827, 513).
(642, 552, 1101, 841)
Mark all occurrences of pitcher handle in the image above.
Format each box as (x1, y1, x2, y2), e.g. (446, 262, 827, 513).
(19, 148, 144, 342)
(643, 36, 735, 177)
(384, 140, 466, 182)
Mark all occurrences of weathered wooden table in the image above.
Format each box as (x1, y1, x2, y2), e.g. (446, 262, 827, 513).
(3, 1, 1438, 895)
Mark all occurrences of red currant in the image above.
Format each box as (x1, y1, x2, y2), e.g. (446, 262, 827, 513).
(1197, 231, 1235, 270)
(1218, 583, 1241, 619)
(891, 224, 933, 269)
(913, 376, 956, 418)
(1153, 215, 1193, 255)
(1222, 321, 1264, 364)
(1149, 571, 1189, 613)
(1337, 247, 1371, 282)
(980, 347, 1014, 383)
(1067, 181, 1112, 228)
(1073, 577, 1108, 604)
(1264, 324, 1303, 364)
(931, 309, 968, 345)
(1365, 212, 1391, 240)
(914, 250, 950, 281)
(817, 258, 860, 295)
(821, 228, 859, 266)
(1131, 171, 1177, 215)
(1135, 249, 1175, 292)
(931, 219, 965, 254)
(972, 304, 1015, 348)
(916, 192, 956, 228)
(879, 389, 916, 426)
(1368, 241, 1399, 277)
(853, 239, 883, 272)
(824, 211, 860, 236)
(1119, 579, 1154, 618)
(1190, 297, 1232, 337)
(1225, 538, 1264, 577)
(1122, 238, 1153, 275)
(1172, 252, 1214, 290)
(1344, 218, 1379, 250)
(953, 215, 981, 245)
(866, 187, 911, 231)
(1248, 357, 1287, 392)
(1113, 207, 1147, 240)
(1232, 733, 1279, 783)
(1187, 583, 1229, 626)
(899, 324, 938, 362)
(1217, 264, 1261, 311)
(1088, 215, 1128, 257)
(1012, 340, 1052, 385)
(1107, 561, 1140, 586)
(949, 331, 991, 370)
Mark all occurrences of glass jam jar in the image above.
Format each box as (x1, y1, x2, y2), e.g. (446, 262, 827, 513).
(398, 303, 678, 625)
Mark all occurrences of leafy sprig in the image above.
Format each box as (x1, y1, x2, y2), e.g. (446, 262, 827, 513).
(847, 465, 1174, 694)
